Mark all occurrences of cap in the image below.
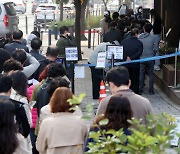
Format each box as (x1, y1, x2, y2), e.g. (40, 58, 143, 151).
(104, 11, 109, 16)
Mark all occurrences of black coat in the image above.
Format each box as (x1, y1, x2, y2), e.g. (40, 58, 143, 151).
(103, 28, 124, 44)
(121, 37, 143, 68)
(30, 50, 46, 61)
(4, 41, 29, 55)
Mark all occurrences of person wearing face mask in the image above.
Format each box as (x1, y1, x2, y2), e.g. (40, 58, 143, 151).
(135, 6, 143, 21)
(56, 26, 76, 58)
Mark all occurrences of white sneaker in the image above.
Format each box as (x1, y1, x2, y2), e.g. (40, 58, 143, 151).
(154, 66, 160, 71)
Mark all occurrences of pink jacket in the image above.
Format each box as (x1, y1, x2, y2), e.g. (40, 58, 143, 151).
(27, 85, 38, 128)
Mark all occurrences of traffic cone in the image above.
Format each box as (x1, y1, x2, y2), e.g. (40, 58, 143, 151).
(99, 80, 107, 103)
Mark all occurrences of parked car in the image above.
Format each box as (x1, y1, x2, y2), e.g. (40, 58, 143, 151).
(13, 0, 26, 14)
(0, 1, 19, 38)
(35, 3, 60, 23)
(32, 0, 53, 14)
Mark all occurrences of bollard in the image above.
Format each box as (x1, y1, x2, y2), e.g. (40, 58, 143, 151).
(40, 31, 43, 42)
(45, 14, 47, 32)
(34, 22, 37, 31)
(25, 15, 28, 34)
(92, 29, 95, 50)
(37, 23, 41, 33)
(88, 29, 91, 48)
(48, 29, 52, 46)
(54, 24, 58, 40)
(53, 13, 55, 20)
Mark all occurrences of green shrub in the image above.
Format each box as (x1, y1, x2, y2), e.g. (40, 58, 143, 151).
(86, 15, 103, 29)
(50, 19, 75, 30)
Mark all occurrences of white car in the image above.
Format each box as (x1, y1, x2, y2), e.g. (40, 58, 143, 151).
(35, 3, 60, 23)
(0, 1, 19, 38)
(13, 0, 26, 14)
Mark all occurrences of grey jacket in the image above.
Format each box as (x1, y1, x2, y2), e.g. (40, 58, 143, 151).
(138, 33, 158, 59)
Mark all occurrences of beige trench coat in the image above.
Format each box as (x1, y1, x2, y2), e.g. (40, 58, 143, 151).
(36, 112, 88, 154)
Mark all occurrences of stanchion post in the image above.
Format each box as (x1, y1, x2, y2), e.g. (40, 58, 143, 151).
(54, 24, 58, 40)
(71, 62, 75, 94)
(111, 53, 114, 68)
(88, 29, 91, 48)
(97, 30, 100, 45)
(25, 15, 28, 34)
(48, 29, 52, 46)
(93, 29, 95, 50)
(174, 48, 178, 88)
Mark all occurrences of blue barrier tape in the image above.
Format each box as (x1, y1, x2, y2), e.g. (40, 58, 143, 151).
(73, 51, 180, 67)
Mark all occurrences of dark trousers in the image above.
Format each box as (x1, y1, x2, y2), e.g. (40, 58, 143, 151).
(126, 66, 140, 94)
(89, 65, 104, 99)
(30, 128, 39, 154)
(139, 61, 154, 92)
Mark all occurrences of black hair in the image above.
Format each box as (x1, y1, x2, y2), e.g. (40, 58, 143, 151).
(47, 63, 66, 78)
(31, 37, 42, 50)
(47, 77, 70, 97)
(59, 26, 69, 35)
(0, 74, 13, 93)
(0, 99, 18, 154)
(105, 10, 112, 23)
(106, 66, 129, 87)
(144, 23, 153, 33)
(10, 71, 27, 97)
(104, 94, 133, 130)
(112, 12, 119, 20)
(109, 21, 117, 28)
(131, 28, 139, 36)
(31, 31, 40, 38)
(0, 49, 11, 73)
(12, 30, 23, 40)
(3, 59, 23, 73)
(117, 21, 126, 31)
(46, 46, 59, 58)
(12, 49, 27, 65)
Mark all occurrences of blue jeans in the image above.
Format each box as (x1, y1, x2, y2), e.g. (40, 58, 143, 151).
(139, 61, 154, 92)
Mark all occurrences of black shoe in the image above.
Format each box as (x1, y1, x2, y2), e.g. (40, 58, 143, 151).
(149, 91, 154, 95)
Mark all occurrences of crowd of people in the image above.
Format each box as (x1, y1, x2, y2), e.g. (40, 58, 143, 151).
(89, 8, 162, 98)
(0, 8, 161, 154)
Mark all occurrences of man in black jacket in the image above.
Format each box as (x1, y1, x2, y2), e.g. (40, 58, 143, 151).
(121, 28, 143, 94)
(4, 30, 29, 55)
(0, 74, 30, 138)
(103, 21, 123, 44)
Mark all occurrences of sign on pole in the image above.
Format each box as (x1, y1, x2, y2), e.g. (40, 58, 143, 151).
(65, 47, 78, 61)
(107, 45, 123, 60)
(96, 51, 106, 68)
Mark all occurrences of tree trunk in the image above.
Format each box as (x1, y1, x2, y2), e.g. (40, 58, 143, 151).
(60, 0, 63, 21)
(80, 0, 88, 41)
(74, 0, 82, 60)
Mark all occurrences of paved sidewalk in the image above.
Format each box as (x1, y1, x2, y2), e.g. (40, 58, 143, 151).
(74, 47, 180, 119)
(40, 35, 180, 118)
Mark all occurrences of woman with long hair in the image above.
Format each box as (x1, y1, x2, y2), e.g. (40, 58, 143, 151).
(0, 99, 31, 154)
(103, 94, 133, 131)
(85, 94, 133, 151)
(36, 87, 87, 154)
(10, 71, 32, 126)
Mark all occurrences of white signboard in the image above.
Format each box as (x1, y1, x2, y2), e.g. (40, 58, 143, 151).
(107, 46, 123, 60)
(96, 51, 106, 68)
(75, 66, 85, 78)
(65, 47, 78, 61)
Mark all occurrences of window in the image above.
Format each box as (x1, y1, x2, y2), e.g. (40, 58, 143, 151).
(4, 2, 16, 16)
